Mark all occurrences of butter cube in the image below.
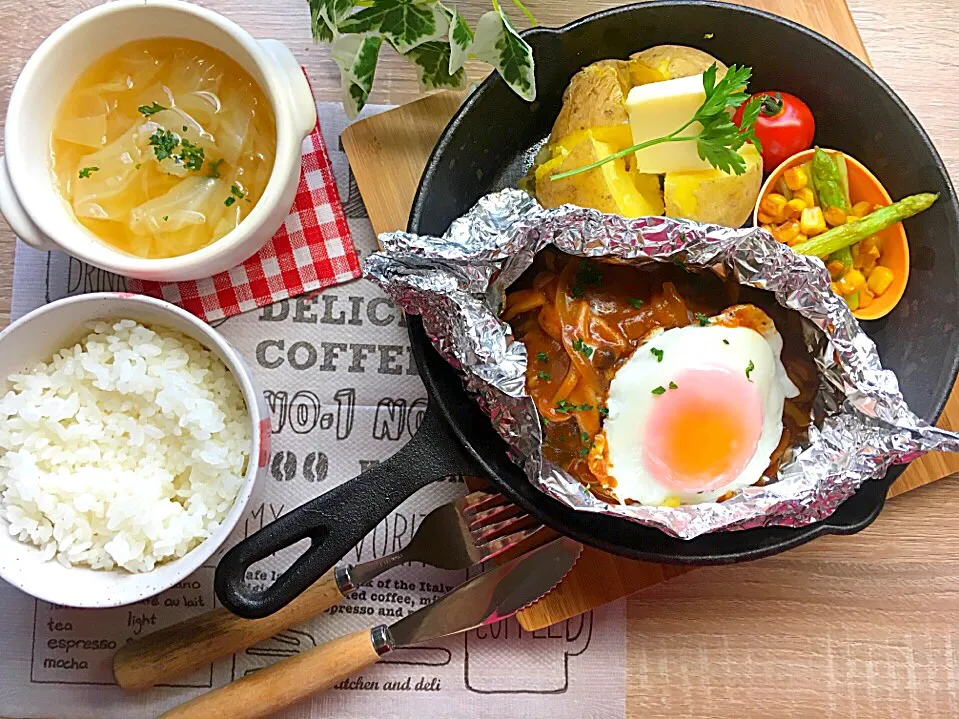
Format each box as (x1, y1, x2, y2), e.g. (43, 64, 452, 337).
(625, 73, 712, 174)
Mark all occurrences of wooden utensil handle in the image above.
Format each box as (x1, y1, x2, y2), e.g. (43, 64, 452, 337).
(113, 567, 346, 690)
(158, 629, 382, 719)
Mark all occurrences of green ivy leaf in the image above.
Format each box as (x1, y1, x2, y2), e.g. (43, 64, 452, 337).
(404, 40, 467, 91)
(339, 0, 450, 54)
(470, 9, 535, 101)
(446, 5, 473, 74)
(331, 34, 384, 117)
(309, 0, 354, 41)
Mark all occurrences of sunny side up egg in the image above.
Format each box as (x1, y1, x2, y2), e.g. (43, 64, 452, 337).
(590, 305, 800, 506)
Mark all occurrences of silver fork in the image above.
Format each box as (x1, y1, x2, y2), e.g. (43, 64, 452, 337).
(113, 489, 544, 691)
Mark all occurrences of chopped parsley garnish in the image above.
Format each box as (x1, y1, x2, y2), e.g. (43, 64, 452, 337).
(225, 182, 246, 207)
(138, 102, 167, 116)
(77, 166, 99, 179)
(572, 261, 603, 297)
(162, 215, 169, 221)
(722, 338, 730, 345)
(207, 158, 224, 178)
(178, 139, 205, 171)
(598, 406, 609, 418)
(182, 125, 189, 132)
(651, 386, 667, 396)
(148, 128, 179, 162)
(134, 163, 141, 170)
(669, 381, 678, 390)
(537, 371, 551, 381)
(650, 347, 664, 362)
(555, 399, 593, 413)
(745, 360, 755, 380)
(580, 431, 589, 443)
(578, 446, 589, 458)
(541, 416, 550, 426)
(536, 351, 549, 363)
(695, 312, 710, 326)
(571, 337, 593, 358)
(629, 298, 644, 309)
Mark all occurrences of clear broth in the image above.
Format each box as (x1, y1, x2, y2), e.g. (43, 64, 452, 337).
(50, 38, 277, 259)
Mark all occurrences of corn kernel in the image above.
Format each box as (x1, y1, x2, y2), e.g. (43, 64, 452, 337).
(800, 206, 827, 236)
(823, 206, 847, 227)
(761, 193, 788, 219)
(778, 220, 800, 244)
(827, 260, 846, 279)
(783, 166, 808, 191)
(867, 266, 895, 296)
(858, 287, 874, 309)
(850, 200, 872, 218)
(758, 211, 778, 224)
(794, 187, 815, 207)
(789, 232, 808, 247)
(838, 269, 866, 295)
(861, 235, 882, 255)
(663, 496, 682, 508)
(784, 198, 806, 220)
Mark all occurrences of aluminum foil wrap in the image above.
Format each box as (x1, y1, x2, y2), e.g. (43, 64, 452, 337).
(366, 189, 959, 539)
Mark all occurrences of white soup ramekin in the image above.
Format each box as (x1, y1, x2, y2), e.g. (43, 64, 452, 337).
(0, 0, 316, 281)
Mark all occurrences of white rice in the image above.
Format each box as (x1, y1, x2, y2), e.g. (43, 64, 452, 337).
(0, 319, 250, 573)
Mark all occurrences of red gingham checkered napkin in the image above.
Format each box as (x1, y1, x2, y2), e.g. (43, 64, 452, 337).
(128, 112, 361, 323)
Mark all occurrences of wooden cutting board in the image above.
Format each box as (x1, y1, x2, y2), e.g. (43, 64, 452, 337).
(342, 0, 959, 632)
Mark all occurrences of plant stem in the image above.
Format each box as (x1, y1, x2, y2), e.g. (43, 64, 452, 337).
(491, 0, 501, 13)
(511, 0, 537, 26)
(549, 120, 699, 182)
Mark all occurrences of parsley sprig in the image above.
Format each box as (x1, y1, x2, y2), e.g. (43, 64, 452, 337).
(550, 64, 764, 182)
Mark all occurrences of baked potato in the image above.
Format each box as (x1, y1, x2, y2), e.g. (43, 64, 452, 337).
(534, 46, 759, 228)
(663, 144, 762, 227)
(536, 131, 664, 218)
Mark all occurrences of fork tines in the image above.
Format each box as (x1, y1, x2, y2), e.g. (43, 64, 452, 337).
(456, 490, 541, 561)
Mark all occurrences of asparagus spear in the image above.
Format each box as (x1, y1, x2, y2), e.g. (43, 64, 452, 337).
(792, 193, 938, 258)
(812, 148, 847, 211)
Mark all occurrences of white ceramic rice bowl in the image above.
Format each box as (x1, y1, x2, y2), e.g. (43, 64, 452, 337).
(0, 293, 268, 608)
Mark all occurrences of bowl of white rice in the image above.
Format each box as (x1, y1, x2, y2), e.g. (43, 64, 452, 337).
(0, 292, 268, 608)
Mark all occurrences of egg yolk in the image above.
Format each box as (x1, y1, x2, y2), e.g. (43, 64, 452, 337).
(642, 366, 763, 493)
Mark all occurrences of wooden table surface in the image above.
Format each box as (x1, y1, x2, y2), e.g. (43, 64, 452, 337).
(2, 1, 958, 717)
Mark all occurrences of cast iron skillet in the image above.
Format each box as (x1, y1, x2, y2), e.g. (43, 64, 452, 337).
(217, 0, 959, 618)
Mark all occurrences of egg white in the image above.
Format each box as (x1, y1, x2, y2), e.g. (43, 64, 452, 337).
(601, 315, 799, 506)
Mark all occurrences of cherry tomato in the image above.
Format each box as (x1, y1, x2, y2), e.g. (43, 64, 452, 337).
(734, 91, 815, 172)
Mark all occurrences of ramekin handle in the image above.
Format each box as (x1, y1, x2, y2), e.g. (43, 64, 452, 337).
(259, 39, 317, 139)
(0, 155, 54, 250)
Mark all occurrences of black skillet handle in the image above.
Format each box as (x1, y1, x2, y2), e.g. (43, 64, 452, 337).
(214, 407, 484, 619)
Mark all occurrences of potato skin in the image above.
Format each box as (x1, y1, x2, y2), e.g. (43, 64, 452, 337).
(550, 60, 632, 139)
(663, 145, 762, 227)
(629, 45, 727, 84)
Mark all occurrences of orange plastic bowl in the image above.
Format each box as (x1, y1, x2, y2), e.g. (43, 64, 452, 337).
(754, 149, 909, 321)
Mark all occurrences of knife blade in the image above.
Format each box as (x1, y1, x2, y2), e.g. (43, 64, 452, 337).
(160, 537, 582, 719)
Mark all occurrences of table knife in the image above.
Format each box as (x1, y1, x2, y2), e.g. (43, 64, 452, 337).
(160, 537, 582, 719)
